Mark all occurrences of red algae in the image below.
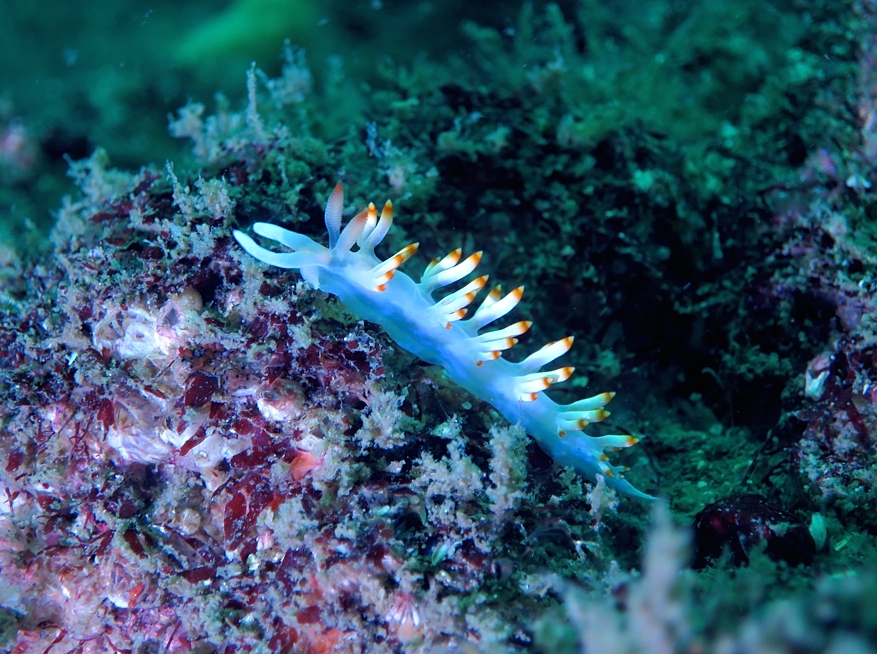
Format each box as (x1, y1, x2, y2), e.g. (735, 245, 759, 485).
(0, 150, 554, 652)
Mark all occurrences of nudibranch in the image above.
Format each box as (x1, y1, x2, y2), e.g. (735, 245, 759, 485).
(234, 184, 653, 499)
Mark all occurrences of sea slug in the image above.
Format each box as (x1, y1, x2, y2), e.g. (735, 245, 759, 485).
(234, 184, 653, 499)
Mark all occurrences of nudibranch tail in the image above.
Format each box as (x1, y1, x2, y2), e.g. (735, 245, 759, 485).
(233, 183, 654, 500)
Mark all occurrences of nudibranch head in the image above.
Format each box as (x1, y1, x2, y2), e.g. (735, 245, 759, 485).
(233, 183, 420, 293)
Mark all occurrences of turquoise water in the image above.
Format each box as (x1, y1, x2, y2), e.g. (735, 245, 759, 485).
(0, 1, 874, 652)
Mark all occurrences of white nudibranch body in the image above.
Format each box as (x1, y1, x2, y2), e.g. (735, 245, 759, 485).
(234, 184, 653, 499)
